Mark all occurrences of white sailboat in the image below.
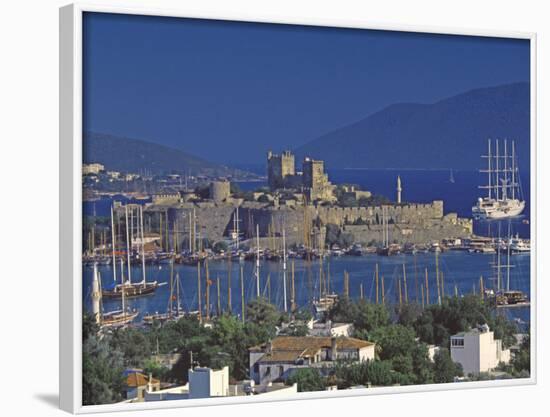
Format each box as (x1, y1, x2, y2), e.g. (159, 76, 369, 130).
(472, 139, 525, 220)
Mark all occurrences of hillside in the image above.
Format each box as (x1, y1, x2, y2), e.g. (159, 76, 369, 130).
(83, 132, 252, 177)
(294, 82, 530, 170)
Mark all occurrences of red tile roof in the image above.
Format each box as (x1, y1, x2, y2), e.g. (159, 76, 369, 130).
(125, 372, 160, 388)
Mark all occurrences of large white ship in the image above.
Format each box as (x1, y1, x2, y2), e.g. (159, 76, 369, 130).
(472, 138, 525, 220)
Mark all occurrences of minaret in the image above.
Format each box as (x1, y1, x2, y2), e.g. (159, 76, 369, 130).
(92, 263, 101, 325)
(397, 176, 402, 204)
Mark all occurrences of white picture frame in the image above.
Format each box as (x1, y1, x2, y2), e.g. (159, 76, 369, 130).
(59, 2, 537, 413)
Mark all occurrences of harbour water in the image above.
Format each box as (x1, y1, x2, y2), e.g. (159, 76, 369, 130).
(84, 168, 532, 327)
(83, 250, 531, 326)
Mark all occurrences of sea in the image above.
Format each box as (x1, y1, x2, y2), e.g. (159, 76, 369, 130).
(83, 169, 532, 327)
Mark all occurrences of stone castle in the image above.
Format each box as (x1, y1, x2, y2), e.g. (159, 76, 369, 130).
(267, 151, 335, 202)
(146, 200, 472, 249)
(143, 150, 473, 248)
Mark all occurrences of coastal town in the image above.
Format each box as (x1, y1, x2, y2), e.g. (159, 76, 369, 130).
(82, 149, 531, 405)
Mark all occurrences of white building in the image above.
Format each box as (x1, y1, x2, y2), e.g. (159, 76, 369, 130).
(144, 384, 189, 402)
(427, 344, 441, 362)
(450, 324, 511, 375)
(82, 163, 104, 175)
(188, 366, 229, 399)
(310, 320, 354, 337)
(144, 369, 297, 402)
(249, 336, 376, 386)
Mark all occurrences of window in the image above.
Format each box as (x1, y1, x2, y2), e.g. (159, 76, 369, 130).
(265, 366, 271, 376)
(451, 338, 464, 347)
(254, 363, 259, 374)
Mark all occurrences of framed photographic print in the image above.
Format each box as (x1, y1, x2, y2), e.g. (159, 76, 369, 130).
(59, 3, 536, 413)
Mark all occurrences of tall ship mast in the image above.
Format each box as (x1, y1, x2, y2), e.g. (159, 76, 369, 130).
(472, 138, 525, 220)
(102, 204, 163, 299)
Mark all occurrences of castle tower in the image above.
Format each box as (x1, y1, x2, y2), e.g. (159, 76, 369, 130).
(267, 150, 295, 190)
(397, 175, 402, 204)
(209, 180, 231, 202)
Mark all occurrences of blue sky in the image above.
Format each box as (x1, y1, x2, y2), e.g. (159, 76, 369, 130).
(83, 12, 530, 165)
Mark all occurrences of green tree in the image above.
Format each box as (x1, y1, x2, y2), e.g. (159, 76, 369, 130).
(334, 359, 394, 388)
(397, 303, 423, 328)
(280, 323, 309, 336)
(368, 325, 417, 361)
(433, 348, 462, 383)
(82, 336, 125, 405)
(245, 298, 282, 331)
(287, 368, 325, 392)
(325, 224, 341, 247)
(142, 359, 170, 381)
(211, 315, 249, 380)
(329, 299, 389, 339)
(410, 343, 434, 384)
(511, 334, 530, 375)
(111, 327, 152, 367)
(294, 307, 313, 322)
(413, 295, 515, 349)
(354, 302, 391, 333)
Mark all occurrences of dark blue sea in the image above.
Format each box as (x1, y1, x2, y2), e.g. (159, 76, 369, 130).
(84, 250, 531, 328)
(84, 169, 531, 326)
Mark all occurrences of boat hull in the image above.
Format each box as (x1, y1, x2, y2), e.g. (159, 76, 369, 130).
(102, 282, 159, 299)
(472, 199, 525, 220)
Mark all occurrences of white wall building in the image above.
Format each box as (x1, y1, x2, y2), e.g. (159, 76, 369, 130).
(188, 366, 229, 399)
(144, 384, 189, 402)
(82, 162, 104, 175)
(310, 321, 354, 337)
(450, 324, 511, 375)
(249, 336, 376, 386)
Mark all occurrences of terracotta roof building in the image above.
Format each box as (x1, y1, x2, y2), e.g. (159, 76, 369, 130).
(123, 371, 161, 401)
(249, 336, 376, 385)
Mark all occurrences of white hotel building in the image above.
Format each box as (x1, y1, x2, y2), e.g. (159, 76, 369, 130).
(450, 324, 511, 375)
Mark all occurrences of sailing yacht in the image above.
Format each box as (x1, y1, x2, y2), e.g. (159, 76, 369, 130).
(102, 205, 162, 299)
(472, 139, 525, 220)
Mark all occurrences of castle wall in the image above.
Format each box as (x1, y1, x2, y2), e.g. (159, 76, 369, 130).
(314, 201, 444, 227)
(147, 199, 471, 248)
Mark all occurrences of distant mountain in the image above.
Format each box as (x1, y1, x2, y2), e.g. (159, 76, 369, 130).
(84, 132, 251, 177)
(295, 82, 530, 171)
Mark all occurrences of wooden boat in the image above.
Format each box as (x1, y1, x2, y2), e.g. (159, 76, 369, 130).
(101, 309, 139, 328)
(102, 204, 162, 299)
(102, 281, 159, 299)
(377, 244, 400, 256)
(92, 261, 138, 329)
(496, 290, 530, 307)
